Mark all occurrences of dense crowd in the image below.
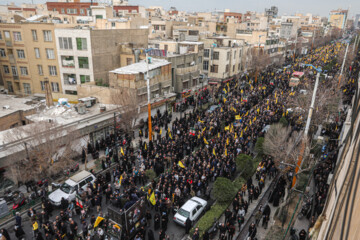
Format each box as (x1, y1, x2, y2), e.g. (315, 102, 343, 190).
(2, 40, 357, 240)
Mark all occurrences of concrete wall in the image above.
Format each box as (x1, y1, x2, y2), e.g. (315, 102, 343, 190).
(90, 28, 148, 84)
(77, 84, 117, 104)
(0, 109, 35, 131)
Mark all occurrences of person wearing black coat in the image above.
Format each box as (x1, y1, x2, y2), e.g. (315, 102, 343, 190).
(14, 225, 25, 240)
(262, 204, 271, 229)
(185, 218, 192, 234)
(1, 228, 11, 240)
(148, 229, 155, 240)
(154, 213, 161, 230)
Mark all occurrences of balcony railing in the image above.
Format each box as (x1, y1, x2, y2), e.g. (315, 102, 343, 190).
(64, 78, 77, 85)
(176, 65, 198, 75)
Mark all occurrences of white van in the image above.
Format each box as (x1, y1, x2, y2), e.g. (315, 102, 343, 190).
(173, 197, 207, 226)
(49, 170, 96, 206)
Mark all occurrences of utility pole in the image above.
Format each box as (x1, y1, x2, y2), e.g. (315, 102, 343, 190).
(113, 112, 118, 158)
(338, 42, 349, 88)
(353, 35, 359, 54)
(292, 70, 321, 188)
(145, 50, 153, 141)
(44, 77, 53, 108)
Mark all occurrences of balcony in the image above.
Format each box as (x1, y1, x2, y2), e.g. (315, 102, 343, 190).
(61, 56, 75, 68)
(9, 54, 15, 64)
(176, 65, 198, 75)
(13, 75, 19, 81)
(5, 40, 12, 47)
(63, 74, 77, 85)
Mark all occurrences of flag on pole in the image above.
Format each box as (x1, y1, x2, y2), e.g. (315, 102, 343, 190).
(225, 149, 228, 156)
(189, 128, 196, 136)
(178, 161, 185, 168)
(121, 147, 125, 156)
(213, 148, 216, 156)
(160, 128, 162, 135)
(225, 126, 230, 131)
(94, 217, 105, 228)
(144, 143, 147, 150)
(226, 138, 229, 145)
(149, 191, 156, 205)
(119, 175, 123, 186)
(204, 138, 209, 145)
(234, 133, 237, 139)
(223, 98, 227, 103)
(240, 131, 243, 138)
(235, 115, 241, 120)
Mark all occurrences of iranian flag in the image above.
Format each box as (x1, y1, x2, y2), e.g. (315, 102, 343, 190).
(189, 128, 196, 136)
(270, 80, 274, 85)
(242, 96, 248, 102)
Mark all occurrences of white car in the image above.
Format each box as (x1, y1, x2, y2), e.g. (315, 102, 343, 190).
(49, 170, 95, 206)
(173, 197, 207, 226)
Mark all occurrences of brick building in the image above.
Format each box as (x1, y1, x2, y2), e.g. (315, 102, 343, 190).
(46, 2, 98, 16)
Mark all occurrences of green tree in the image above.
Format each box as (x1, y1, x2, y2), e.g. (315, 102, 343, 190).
(279, 117, 288, 126)
(213, 177, 235, 204)
(236, 154, 254, 179)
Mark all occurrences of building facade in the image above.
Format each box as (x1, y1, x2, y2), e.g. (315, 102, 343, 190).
(0, 22, 62, 95)
(329, 9, 348, 29)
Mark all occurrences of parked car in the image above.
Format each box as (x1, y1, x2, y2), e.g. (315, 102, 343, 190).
(12, 192, 26, 210)
(49, 170, 95, 206)
(173, 197, 207, 226)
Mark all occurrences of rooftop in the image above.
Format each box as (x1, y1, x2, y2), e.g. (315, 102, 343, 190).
(110, 58, 170, 75)
(0, 94, 39, 118)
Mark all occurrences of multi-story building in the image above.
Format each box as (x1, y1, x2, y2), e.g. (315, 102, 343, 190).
(46, 2, 98, 16)
(54, 27, 148, 95)
(0, 22, 62, 95)
(109, 58, 173, 111)
(329, 9, 348, 29)
(202, 37, 244, 81)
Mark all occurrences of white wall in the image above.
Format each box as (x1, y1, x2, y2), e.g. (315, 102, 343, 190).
(54, 28, 94, 94)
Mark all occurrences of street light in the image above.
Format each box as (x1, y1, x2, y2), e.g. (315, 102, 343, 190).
(145, 48, 154, 141)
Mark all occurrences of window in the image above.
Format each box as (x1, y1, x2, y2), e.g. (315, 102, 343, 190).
(225, 64, 229, 72)
(203, 60, 209, 71)
(17, 50, 25, 59)
(238, 63, 241, 70)
(43, 30, 52, 42)
(7, 81, 13, 93)
(233, 65, 235, 72)
(46, 48, 55, 59)
(11, 66, 18, 76)
(59, 37, 73, 50)
(3, 65, 10, 74)
(67, 9, 77, 14)
(0, 32, 2, 40)
(40, 81, 45, 91)
(23, 83, 31, 95)
(111, 22, 115, 27)
(37, 65, 43, 75)
(31, 30, 38, 41)
(4, 31, 10, 39)
(61, 8, 65, 14)
(204, 49, 210, 58)
(239, 50, 242, 58)
(76, 38, 87, 50)
(34, 48, 40, 58)
(78, 57, 89, 69)
(13, 32, 22, 41)
(51, 82, 59, 92)
(96, 15, 103, 19)
(48, 66, 57, 76)
(80, 75, 90, 83)
(20, 67, 28, 75)
(198, 56, 202, 64)
(213, 51, 219, 60)
(210, 65, 218, 73)
(80, 9, 84, 14)
(0, 48, 5, 57)
(226, 52, 230, 60)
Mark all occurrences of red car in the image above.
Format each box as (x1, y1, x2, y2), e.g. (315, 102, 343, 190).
(12, 192, 26, 210)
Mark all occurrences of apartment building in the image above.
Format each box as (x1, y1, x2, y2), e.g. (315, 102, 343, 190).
(329, 9, 348, 29)
(202, 37, 244, 81)
(46, 2, 98, 16)
(55, 28, 93, 95)
(54, 27, 148, 95)
(0, 22, 62, 95)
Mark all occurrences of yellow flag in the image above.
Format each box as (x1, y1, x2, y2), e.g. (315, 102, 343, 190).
(223, 98, 227, 103)
(275, 93, 277, 98)
(213, 148, 216, 156)
(144, 143, 147, 150)
(226, 138, 229, 145)
(267, 99, 269, 105)
(249, 120, 252, 125)
(121, 147, 125, 156)
(244, 126, 247, 132)
(235, 133, 237, 139)
(240, 131, 243, 138)
(245, 111, 249, 117)
(225, 149, 228, 156)
(198, 119, 204, 123)
(221, 108, 223, 112)
(223, 88, 227, 94)
(94, 217, 105, 228)
(149, 191, 156, 206)
(119, 175, 123, 186)
(202, 127, 206, 133)
(160, 128, 162, 135)
(235, 115, 241, 120)
(178, 161, 185, 168)
(204, 137, 209, 145)
(253, 116, 256, 122)
(257, 108, 260, 114)
(225, 126, 230, 131)
(276, 98, 278, 104)
(232, 107, 237, 113)
(267, 105, 269, 111)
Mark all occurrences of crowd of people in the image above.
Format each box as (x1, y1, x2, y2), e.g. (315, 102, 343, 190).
(2, 39, 357, 240)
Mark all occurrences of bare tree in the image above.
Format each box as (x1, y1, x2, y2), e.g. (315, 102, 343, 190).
(5, 122, 80, 184)
(249, 49, 271, 83)
(263, 123, 303, 172)
(111, 88, 140, 135)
